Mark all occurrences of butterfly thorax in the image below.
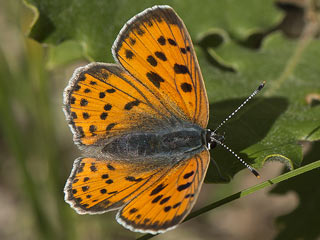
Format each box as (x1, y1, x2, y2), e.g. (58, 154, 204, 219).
(101, 125, 207, 160)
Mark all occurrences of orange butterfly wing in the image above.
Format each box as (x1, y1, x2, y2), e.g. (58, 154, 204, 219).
(112, 5, 209, 128)
(64, 157, 171, 213)
(64, 5, 211, 234)
(117, 150, 210, 233)
(64, 63, 181, 147)
(64, 151, 209, 233)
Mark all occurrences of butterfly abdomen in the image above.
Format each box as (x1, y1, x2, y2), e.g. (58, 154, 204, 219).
(101, 125, 206, 159)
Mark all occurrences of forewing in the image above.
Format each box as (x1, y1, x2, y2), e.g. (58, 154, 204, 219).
(63, 63, 178, 147)
(112, 5, 209, 128)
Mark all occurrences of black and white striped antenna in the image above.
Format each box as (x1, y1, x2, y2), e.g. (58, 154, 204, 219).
(211, 81, 266, 178)
(213, 81, 265, 134)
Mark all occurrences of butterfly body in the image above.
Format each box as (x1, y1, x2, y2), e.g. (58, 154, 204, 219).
(101, 124, 207, 163)
(64, 5, 214, 234)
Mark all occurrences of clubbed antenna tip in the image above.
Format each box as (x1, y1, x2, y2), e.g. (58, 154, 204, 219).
(258, 81, 266, 91)
(251, 168, 260, 178)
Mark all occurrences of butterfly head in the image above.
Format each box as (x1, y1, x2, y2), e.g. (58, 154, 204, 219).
(205, 128, 260, 178)
(205, 129, 225, 150)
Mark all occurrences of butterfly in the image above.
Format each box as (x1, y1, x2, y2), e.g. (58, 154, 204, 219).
(63, 5, 224, 234)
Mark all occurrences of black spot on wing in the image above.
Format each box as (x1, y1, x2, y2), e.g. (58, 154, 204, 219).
(73, 179, 79, 184)
(71, 112, 77, 119)
(150, 184, 167, 196)
(77, 126, 85, 138)
(105, 179, 113, 184)
(174, 64, 189, 74)
(173, 202, 181, 209)
(146, 71, 164, 88)
(180, 48, 187, 54)
(82, 186, 89, 192)
(181, 83, 193, 92)
(129, 38, 136, 45)
(99, 92, 106, 98)
(177, 182, 192, 191)
(70, 97, 76, 104)
(125, 176, 143, 182)
(102, 174, 109, 179)
(100, 112, 108, 120)
(125, 49, 134, 59)
(83, 177, 89, 182)
(89, 125, 97, 134)
(107, 164, 115, 170)
(106, 123, 117, 131)
(100, 189, 107, 194)
(155, 51, 167, 61)
(80, 98, 88, 106)
(168, 38, 177, 46)
(84, 88, 91, 93)
(106, 88, 116, 93)
(164, 206, 171, 212)
(185, 194, 194, 198)
(124, 100, 140, 110)
(147, 55, 157, 66)
(104, 104, 112, 111)
(82, 112, 90, 119)
(159, 196, 171, 205)
(152, 195, 163, 203)
(129, 208, 138, 214)
(157, 36, 166, 45)
(90, 163, 97, 172)
(108, 191, 117, 195)
(183, 171, 194, 179)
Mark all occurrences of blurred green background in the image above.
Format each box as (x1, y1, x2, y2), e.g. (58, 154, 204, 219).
(0, 0, 319, 239)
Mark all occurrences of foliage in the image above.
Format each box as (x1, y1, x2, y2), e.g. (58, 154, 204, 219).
(0, 0, 319, 239)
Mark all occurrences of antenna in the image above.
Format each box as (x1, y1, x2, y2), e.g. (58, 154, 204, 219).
(213, 81, 265, 134)
(212, 137, 260, 178)
(211, 81, 266, 178)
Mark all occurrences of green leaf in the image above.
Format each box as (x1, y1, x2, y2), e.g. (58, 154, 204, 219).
(25, 0, 319, 176)
(25, 0, 282, 62)
(21, 0, 320, 238)
(202, 32, 320, 182)
(46, 40, 83, 69)
(270, 141, 320, 240)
